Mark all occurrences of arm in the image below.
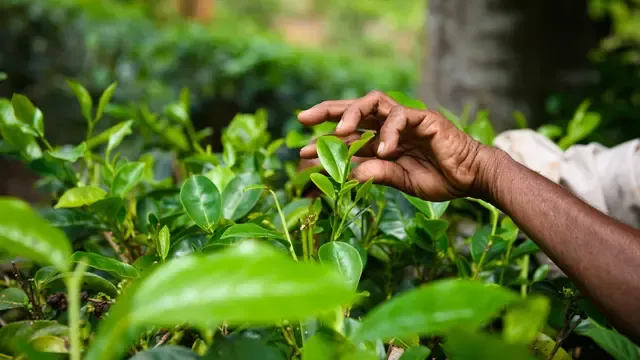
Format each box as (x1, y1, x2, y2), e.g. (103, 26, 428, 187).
(479, 148, 640, 343)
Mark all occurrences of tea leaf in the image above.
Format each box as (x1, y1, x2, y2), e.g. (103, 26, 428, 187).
(533, 264, 549, 283)
(66, 79, 93, 123)
(348, 131, 375, 158)
(111, 162, 145, 197)
(503, 296, 550, 344)
(351, 279, 519, 342)
(0, 99, 43, 161)
(316, 136, 348, 183)
(339, 179, 359, 196)
(91, 197, 125, 220)
(70, 251, 139, 279)
(402, 193, 449, 219)
(180, 175, 222, 232)
(0, 320, 68, 355)
(0, 198, 72, 272)
(0, 288, 28, 311)
(576, 320, 640, 360)
(466, 111, 495, 145)
(303, 329, 377, 360)
(86, 120, 133, 150)
(12, 94, 44, 137)
(532, 333, 573, 360)
(131, 346, 201, 360)
(310, 173, 335, 199)
(221, 223, 286, 241)
(55, 186, 107, 208)
(399, 346, 431, 360)
(157, 226, 170, 261)
(510, 240, 540, 259)
(355, 178, 374, 204)
(47, 142, 87, 163)
(29, 335, 68, 354)
(386, 92, 427, 110)
(44, 272, 118, 297)
(537, 124, 563, 140)
(222, 173, 262, 221)
(319, 242, 363, 291)
(470, 225, 491, 264)
(206, 166, 235, 192)
(273, 198, 313, 231)
(106, 120, 134, 156)
(86, 241, 355, 360)
(96, 82, 117, 123)
(0, 72, 6, 81)
(441, 328, 537, 360)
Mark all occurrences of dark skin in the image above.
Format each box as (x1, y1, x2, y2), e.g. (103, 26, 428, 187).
(297, 90, 640, 345)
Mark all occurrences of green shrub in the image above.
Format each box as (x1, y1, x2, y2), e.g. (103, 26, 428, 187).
(0, 75, 637, 359)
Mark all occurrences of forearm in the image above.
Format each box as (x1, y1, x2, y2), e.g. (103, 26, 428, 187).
(480, 147, 640, 343)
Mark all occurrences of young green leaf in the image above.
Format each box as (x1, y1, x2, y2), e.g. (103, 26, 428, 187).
(55, 186, 107, 209)
(180, 175, 222, 232)
(319, 242, 363, 291)
(221, 223, 286, 241)
(513, 111, 528, 129)
(316, 136, 349, 183)
(157, 226, 170, 261)
(206, 166, 235, 192)
(86, 241, 355, 360)
(303, 329, 377, 360)
(0, 320, 68, 356)
(537, 124, 563, 140)
(503, 296, 550, 345)
(0, 198, 72, 272)
(0, 99, 43, 161)
(86, 120, 133, 150)
(106, 120, 133, 156)
(470, 225, 492, 264)
(532, 264, 549, 283)
(466, 111, 495, 145)
(11, 94, 44, 137)
(69, 251, 139, 279)
(339, 179, 359, 196)
(532, 333, 573, 360)
(95, 81, 117, 124)
(509, 240, 540, 260)
(0, 288, 28, 311)
(386, 92, 427, 110)
(355, 178, 374, 204)
(30, 336, 68, 354)
(351, 279, 520, 343)
(66, 79, 93, 123)
(401, 193, 449, 219)
(310, 173, 335, 199)
(111, 162, 145, 197)
(44, 272, 118, 297)
(222, 173, 262, 221)
(0, 72, 6, 81)
(441, 328, 537, 360)
(47, 142, 87, 163)
(348, 131, 375, 158)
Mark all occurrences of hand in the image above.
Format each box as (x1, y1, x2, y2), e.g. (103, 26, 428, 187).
(297, 91, 500, 202)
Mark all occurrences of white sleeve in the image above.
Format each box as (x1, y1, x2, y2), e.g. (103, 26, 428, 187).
(493, 129, 640, 228)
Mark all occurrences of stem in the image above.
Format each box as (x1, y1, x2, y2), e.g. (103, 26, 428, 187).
(548, 305, 581, 360)
(301, 226, 309, 262)
(520, 255, 530, 297)
(104, 232, 129, 263)
(334, 203, 357, 242)
(471, 210, 499, 279)
(268, 190, 297, 261)
(65, 261, 89, 360)
(499, 241, 514, 286)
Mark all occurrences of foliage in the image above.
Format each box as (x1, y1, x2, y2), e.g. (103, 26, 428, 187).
(1, 78, 637, 359)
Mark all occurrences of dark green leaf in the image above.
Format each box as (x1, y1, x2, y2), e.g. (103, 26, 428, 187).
(348, 131, 375, 157)
(351, 279, 519, 343)
(130, 346, 200, 360)
(442, 328, 537, 360)
(471, 225, 491, 264)
(112, 162, 145, 197)
(66, 79, 93, 123)
(386, 92, 427, 110)
(42, 208, 106, 230)
(91, 197, 125, 220)
(513, 111, 528, 129)
(55, 186, 107, 209)
(87, 241, 355, 360)
(96, 82, 117, 123)
(510, 240, 540, 260)
(319, 242, 363, 291)
(409, 215, 449, 252)
(158, 226, 171, 261)
(34, 266, 59, 290)
(310, 173, 335, 199)
(303, 329, 377, 360)
(222, 111, 269, 152)
(180, 175, 222, 232)
(576, 320, 640, 360)
(0, 288, 28, 310)
(204, 337, 285, 360)
(316, 136, 348, 182)
(221, 223, 286, 241)
(47, 142, 86, 163)
(12, 94, 44, 137)
(70, 251, 139, 279)
(399, 346, 431, 360)
(222, 173, 261, 220)
(44, 272, 118, 297)
(0, 198, 72, 272)
(0, 320, 67, 355)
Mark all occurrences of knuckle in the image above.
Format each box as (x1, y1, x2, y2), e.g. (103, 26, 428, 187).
(367, 90, 385, 98)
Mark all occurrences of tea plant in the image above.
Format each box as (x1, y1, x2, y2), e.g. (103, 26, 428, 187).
(0, 78, 637, 360)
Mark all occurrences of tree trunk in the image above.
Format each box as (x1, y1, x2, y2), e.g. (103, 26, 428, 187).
(174, 0, 213, 21)
(421, 0, 606, 132)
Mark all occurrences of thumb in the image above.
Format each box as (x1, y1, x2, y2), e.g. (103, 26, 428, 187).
(351, 159, 408, 191)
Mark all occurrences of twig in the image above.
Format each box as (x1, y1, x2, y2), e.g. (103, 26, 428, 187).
(103, 232, 129, 263)
(154, 331, 172, 348)
(548, 301, 582, 360)
(11, 262, 42, 318)
(0, 318, 7, 327)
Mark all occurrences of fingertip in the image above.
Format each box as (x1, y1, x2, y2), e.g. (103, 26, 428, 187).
(299, 144, 317, 159)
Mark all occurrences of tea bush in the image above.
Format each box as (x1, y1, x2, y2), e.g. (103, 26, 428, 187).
(0, 77, 638, 360)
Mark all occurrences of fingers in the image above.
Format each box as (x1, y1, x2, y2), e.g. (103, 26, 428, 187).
(351, 159, 408, 191)
(337, 90, 395, 136)
(298, 100, 354, 126)
(377, 105, 407, 157)
(300, 132, 378, 159)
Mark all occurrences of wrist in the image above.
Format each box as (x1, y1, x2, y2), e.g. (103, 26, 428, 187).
(470, 145, 514, 204)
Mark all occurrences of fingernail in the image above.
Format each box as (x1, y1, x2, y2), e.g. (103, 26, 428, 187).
(298, 109, 309, 117)
(336, 120, 343, 131)
(377, 142, 385, 155)
(301, 144, 311, 152)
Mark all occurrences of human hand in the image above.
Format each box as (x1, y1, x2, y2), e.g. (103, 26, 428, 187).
(297, 91, 502, 201)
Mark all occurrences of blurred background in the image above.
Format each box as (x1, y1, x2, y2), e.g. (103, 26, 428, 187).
(1, 0, 639, 201)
